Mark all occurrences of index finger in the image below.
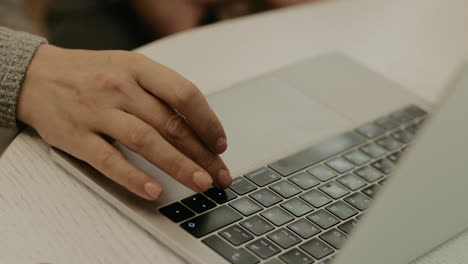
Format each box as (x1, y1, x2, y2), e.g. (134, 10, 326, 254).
(133, 56, 227, 154)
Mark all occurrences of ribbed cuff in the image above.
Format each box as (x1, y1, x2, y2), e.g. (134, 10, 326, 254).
(0, 27, 47, 128)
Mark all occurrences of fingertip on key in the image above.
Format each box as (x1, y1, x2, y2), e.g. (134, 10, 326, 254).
(193, 171, 213, 191)
(217, 169, 232, 189)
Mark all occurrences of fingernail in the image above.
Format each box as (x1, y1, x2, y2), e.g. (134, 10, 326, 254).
(215, 137, 227, 154)
(144, 182, 162, 200)
(193, 171, 213, 191)
(217, 169, 232, 188)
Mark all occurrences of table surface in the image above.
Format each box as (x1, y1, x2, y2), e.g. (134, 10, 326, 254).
(2, 0, 468, 263)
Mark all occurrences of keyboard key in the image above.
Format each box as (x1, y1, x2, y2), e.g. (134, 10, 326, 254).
(300, 238, 334, 259)
(245, 167, 281, 187)
(362, 184, 381, 198)
(372, 159, 396, 174)
(376, 116, 400, 130)
(300, 189, 332, 208)
(269, 132, 366, 176)
(337, 173, 366, 191)
(289, 172, 320, 190)
(325, 157, 355, 173)
(317, 259, 333, 264)
(307, 165, 337, 182)
(270, 180, 302, 198)
(379, 178, 388, 185)
(356, 214, 365, 221)
(344, 192, 372, 211)
(356, 123, 385, 138)
(406, 105, 427, 117)
(319, 182, 350, 199)
(326, 201, 358, 220)
(219, 225, 254, 246)
(205, 188, 237, 204)
(203, 235, 259, 264)
(181, 193, 216, 214)
(230, 177, 257, 195)
(250, 189, 283, 207)
(264, 259, 284, 264)
(287, 219, 321, 239)
(387, 151, 402, 163)
(319, 229, 348, 249)
(360, 143, 387, 158)
(281, 198, 314, 217)
(280, 248, 314, 264)
(159, 202, 195, 223)
(392, 129, 413, 143)
(230, 197, 263, 216)
(376, 136, 402, 151)
(307, 210, 339, 229)
(261, 206, 295, 226)
(267, 228, 301, 249)
(241, 215, 274, 236)
(247, 238, 281, 259)
(355, 166, 383, 182)
(181, 206, 242, 238)
(343, 150, 370, 166)
(405, 123, 419, 135)
(339, 219, 360, 234)
(391, 108, 415, 124)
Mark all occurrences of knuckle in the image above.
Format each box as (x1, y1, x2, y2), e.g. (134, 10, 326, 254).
(170, 155, 187, 179)
(123, 171, 143, 189)
(95, 150, 121, 173)
(94, 71, 127, 94)
(173, 79, 200, 107)
(129, 125, 156, 149)
(164, 114, 188, 139)
(128, 52, 146, 63)
(198, 153, 220, 171)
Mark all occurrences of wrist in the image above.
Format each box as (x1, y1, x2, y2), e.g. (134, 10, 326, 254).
(16, 44, 63, 128)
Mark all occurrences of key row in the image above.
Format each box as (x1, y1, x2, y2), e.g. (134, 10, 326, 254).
(203, 233, 336, 264)
(160, 166, 381, 225)
(180, 194, 367, 239)
(203, 219, 355, 264)
(356, 105, 426, 139)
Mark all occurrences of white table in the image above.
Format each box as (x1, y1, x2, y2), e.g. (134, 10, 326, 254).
(2, 0, 468, 263)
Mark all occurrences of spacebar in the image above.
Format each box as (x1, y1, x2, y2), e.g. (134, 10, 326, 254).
(268, 131, 366, 176)
(180, 206, 242, 238)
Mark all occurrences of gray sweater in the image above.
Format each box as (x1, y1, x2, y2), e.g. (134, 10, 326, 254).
(0, 27, 47, 128)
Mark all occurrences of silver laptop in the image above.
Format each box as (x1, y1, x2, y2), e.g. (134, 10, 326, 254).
(51, 53, 468, 264)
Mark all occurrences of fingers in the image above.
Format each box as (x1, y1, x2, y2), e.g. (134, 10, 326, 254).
(69, 133, 163, 200)
(92, 109, 215, 192)
(124, 88, 232, 188)
(132, 57, 227, 155)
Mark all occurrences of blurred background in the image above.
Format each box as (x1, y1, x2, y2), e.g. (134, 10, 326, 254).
(0, 0, 316, 51)
(0, 0, 316, 152)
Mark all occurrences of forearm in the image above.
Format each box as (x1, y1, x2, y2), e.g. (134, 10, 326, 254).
(0, 26, 47, 128)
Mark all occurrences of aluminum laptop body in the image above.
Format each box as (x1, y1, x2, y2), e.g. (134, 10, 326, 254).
(51, 53, 468, 263)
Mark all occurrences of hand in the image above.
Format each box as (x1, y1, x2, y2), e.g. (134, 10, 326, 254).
(17, 44, 232, 200)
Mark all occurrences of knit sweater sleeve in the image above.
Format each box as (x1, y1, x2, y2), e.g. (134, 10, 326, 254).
(0, 26, 47, 128)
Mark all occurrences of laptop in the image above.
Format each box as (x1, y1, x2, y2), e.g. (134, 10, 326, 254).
(50, 53, 468, 264)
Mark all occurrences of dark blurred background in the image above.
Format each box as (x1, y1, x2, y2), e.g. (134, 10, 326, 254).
(1, 0, 315, 51)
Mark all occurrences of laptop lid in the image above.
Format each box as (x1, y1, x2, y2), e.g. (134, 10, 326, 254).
(334, 65, 468, 264)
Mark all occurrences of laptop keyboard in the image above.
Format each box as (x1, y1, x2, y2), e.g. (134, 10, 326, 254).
(159, 104, 427, 264)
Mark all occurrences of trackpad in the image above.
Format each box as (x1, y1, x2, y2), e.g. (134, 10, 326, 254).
(207, 75, 352, 174)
